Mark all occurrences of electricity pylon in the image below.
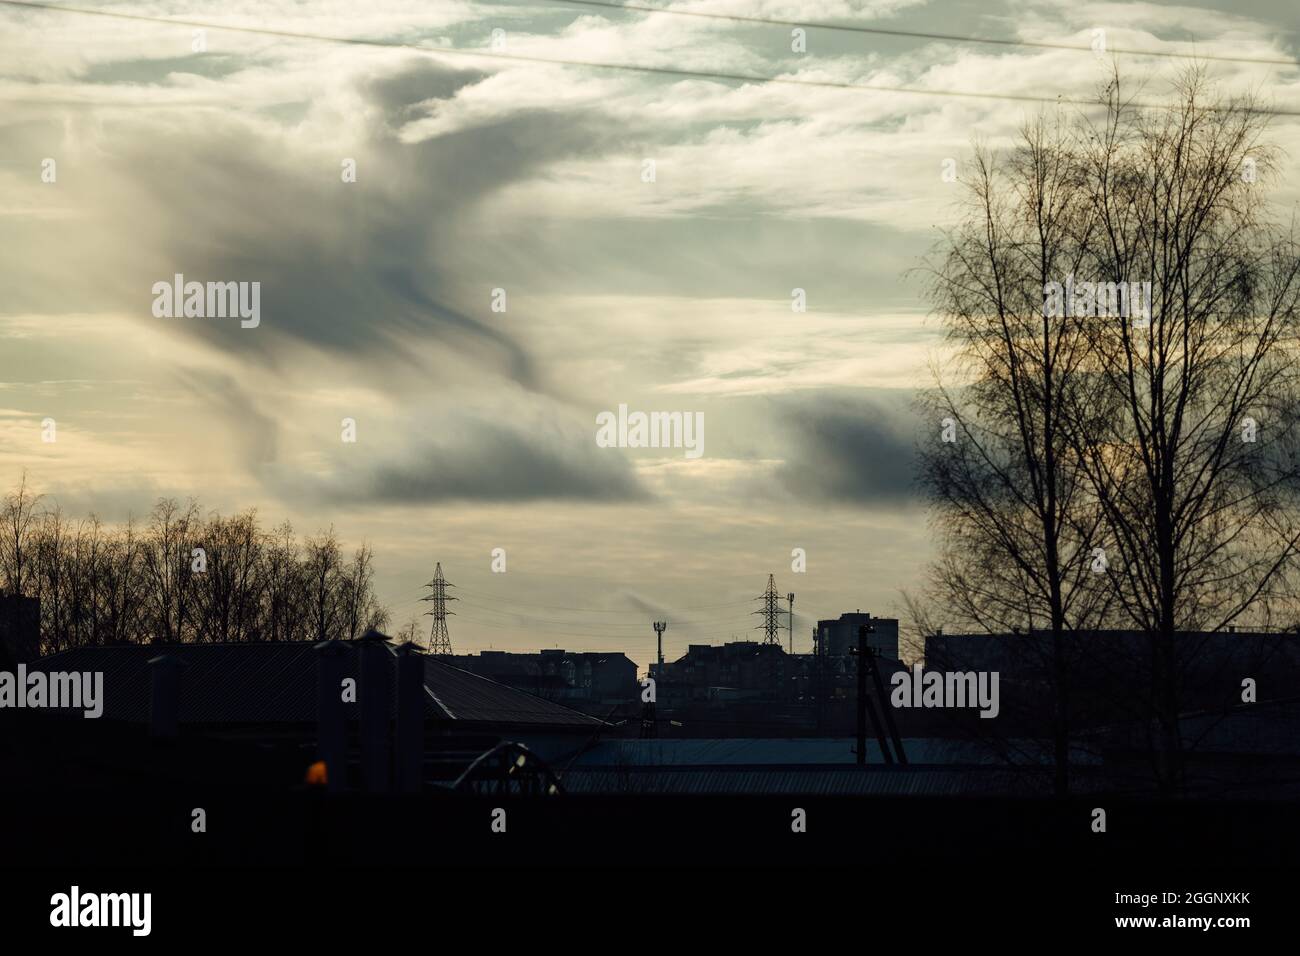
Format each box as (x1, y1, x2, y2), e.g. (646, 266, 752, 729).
(421, 562, 456, 655)
(754, 573, 782, 645)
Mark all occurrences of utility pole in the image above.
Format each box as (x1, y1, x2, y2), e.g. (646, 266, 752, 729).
(814, 625, 824, 734)
(851, 620, 895, 766)
(855, 623, 868, 765)
(420, 562, 456, 655)
(645, 621, 666, 741)
(869, 645, 908, 766)
(786, 592, 795, 653)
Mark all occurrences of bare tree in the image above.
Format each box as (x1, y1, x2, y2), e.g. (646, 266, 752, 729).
(260, 520, 304, 642)
(31, 506, 68, 653)
(142, 498, 201, 644)
(68, 516, 106, 647)
(919, 67, 1300, 795)
(303, 527, 343, 643)
(191, 510, 267, 643)
(394, 614, 422, 646)
(917, 114, 1113, 795)
(99, 517, 144, 644)
(1069, 68, 1300, 791)
(339, 542, 387, 639)
(0, 471, 42, 597)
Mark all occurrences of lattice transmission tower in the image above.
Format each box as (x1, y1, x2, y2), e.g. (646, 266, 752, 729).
(421, 562, 457, 655)
(754, 573, 783, 645)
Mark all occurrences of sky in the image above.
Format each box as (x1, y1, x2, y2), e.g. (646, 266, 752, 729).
(1, 0, 1298, 666)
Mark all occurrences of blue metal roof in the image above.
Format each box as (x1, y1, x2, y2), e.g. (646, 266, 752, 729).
(566, 737, 1099, 767)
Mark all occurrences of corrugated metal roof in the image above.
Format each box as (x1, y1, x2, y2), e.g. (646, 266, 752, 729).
(419, 656, 604, 726)
(567, 737, 1098, 767)
(28, 641, 603, 728)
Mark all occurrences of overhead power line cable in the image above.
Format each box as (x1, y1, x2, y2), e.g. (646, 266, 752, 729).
(452, 583, 754, 613)
(545, 0, 1300, 68)
(455, 597, 755, 629)
(2, 1, 1297, 115)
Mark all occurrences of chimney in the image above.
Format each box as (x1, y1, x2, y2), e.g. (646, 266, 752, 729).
(0, 595, 40, 667)
(358, 629, 393, 793)
(314, 639, 350, 792)
(146, 654, 187, 739)
(394, 642, 425, 794)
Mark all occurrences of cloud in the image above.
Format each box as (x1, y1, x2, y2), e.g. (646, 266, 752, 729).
(771, 389, 918, 503)
(179, 369, 279, 469)
(3, 0, 1297, 657)
(0, 55, 646, 394)
(292, 413, 649, 504)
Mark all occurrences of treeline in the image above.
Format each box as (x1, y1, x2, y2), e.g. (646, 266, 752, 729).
(1, 475, 389, 652)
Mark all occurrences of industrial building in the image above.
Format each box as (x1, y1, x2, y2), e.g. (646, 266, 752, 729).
(641, 614, 932, 737)
(815, 613, 899, 659)
(443, 648, 638, 707)
(923, 627, 1300, 731)
(1, 611, 605, 794)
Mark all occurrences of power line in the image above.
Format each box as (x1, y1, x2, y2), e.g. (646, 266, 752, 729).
(454, 595, 837, 629)
(468, 565, 824, 582)
(388, 585, 770, 615)
(450, 609, 686, 639)
(414, 584, 837, 624)
(543, 0, 1300, 68)
(389, 585, 835, 632)
(455, 597, 755, 629)
(452, 583, 753, 613)
(449, 605, 839, 648)
(3, 1, 1297, 116)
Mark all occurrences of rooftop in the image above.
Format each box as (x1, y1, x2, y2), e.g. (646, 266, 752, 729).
(29, 640, 605, 730)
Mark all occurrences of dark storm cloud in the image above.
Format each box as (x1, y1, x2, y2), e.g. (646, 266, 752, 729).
(101, 118, 529, 381)
(302, 416, 648, 504)
(772, 390, 919, 505)
(362, 61, 488, 124)
(21, 56, 639, 391)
